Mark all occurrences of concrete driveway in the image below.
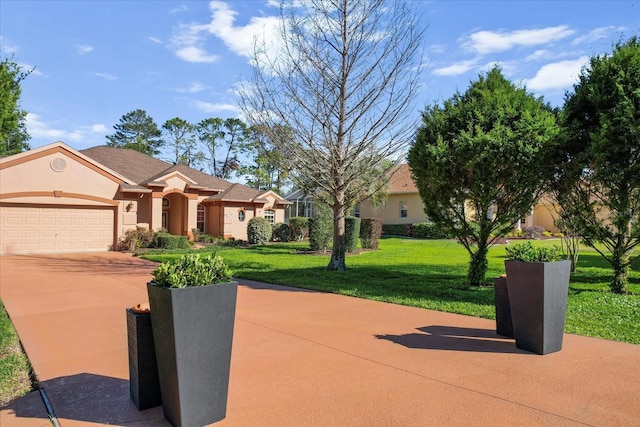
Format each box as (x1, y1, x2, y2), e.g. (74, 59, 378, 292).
(1, 252, 640, 426)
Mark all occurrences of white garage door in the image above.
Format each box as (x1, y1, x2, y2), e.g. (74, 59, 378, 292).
(0, 205, 115, 255)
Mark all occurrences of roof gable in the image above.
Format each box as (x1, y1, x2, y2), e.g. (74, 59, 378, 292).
(388, 164, 418, 194)
(1, 141, 134, 184)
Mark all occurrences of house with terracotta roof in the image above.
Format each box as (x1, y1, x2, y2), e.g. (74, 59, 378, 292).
(357, 164, 558, 232)
(0, 141, 291, 255)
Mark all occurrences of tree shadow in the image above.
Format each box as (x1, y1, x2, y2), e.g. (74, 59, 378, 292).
(375, 325, 523, 354)
(6, 373, 168, 425)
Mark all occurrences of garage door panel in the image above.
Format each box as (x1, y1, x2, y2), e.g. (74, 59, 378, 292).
(0, 205, 114, 255)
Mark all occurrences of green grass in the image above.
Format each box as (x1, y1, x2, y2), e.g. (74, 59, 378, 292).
(0, 300, 36, 405)
(142, 237, 640, 344)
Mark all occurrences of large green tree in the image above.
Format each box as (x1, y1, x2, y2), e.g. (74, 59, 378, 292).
(557, 36, 640, 294)
(196, 117, 250, 180)
(409, 67, 560, 286)
(0, 55, 32, 155)
(162, 117, 198, 166)
(240, 0, 424, 271)
(106, 109, 164, 156)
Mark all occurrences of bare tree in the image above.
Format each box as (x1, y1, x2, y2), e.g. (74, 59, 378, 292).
(239, 0, 424, 270)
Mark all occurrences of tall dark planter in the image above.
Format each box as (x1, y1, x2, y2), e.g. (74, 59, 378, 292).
(493, 276, 514, 338)
(147, 281, 238, 427)
(504, 260, 570, 355)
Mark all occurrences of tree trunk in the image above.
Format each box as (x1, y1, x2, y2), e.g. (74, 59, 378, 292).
(467, 239, 489, 286)
(610, 247, 630, 294)
(327, 201, 347, 271)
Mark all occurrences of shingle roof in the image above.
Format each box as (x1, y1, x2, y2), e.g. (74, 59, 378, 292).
(207, 183, 267, 203)
(388, 164, 418, 193)
(81, 146, 170, 184)
(81, 146, 230, 191)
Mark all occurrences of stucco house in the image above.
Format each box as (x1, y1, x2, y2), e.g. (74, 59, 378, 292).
(357, 164, 559, 232)
(0, 141, 291, 255)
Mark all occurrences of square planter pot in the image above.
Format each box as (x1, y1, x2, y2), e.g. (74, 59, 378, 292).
(504, 260, 571, 355)
(147, 281, 238, 427)
(126, 308, 162, 410)
(493, 276, 514, 338)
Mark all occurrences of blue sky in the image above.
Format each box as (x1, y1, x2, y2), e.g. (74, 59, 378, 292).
(1, 0, 638, 155)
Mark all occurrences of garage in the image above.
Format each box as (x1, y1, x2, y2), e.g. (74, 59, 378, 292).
(0, 205, 115, 255)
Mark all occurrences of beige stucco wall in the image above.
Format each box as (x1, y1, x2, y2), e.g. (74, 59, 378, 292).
(0, 148, 131, 245)
(359, 192, 428, 225)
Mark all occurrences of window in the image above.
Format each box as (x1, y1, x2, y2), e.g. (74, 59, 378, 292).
(520, 218, 526, 224)
(238, 210, 246, 222)
(264, 209, 275, 224)
(196, 204, 205, 233)
(354, 203, 360, 218)
(400, 202, 408, 218)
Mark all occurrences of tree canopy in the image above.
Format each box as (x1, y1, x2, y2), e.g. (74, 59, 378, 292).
(556, 36, 640, 294)
(409, 66, 560, 286)
(0, 55, 32, 156)
(106, 109, 164, 156)
(240, 0, 424, 271)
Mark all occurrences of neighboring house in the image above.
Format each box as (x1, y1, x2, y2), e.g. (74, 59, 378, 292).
(0, 141, 291, 255)
(358, 164, 559, 232)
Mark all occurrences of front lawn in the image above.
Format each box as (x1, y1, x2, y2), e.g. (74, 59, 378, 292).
(0, 300, 36, 405)
(142, 238, 640, 344)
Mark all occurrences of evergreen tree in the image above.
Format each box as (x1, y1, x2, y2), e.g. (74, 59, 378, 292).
(106, 109, 164, 156)
(0, 55, 32, 155)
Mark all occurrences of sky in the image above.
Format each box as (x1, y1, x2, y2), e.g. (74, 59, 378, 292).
(1, 0, 638, 156)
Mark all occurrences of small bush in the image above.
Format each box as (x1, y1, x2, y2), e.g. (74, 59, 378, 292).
(247, 217, 272, 244)
(345, 216, 361, 253)
(543, 231, 553, 237)
(151, 253, 232, 288)
(505, 241, 562, 262)
(152, 233, 191, 250)
(522, 225, 545, 239)
(309, 217, 332, 252)
(288, 217, 309, 242)
(360, 218, 383, 249)
(122, 226, 155, 250)
(411, 222, 451, 239)
(272, 222, 291, 242)
(382, 223, 412, 237)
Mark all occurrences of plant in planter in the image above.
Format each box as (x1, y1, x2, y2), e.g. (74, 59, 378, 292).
(504, 242, 571, 355)
(147, 253, 237, 427)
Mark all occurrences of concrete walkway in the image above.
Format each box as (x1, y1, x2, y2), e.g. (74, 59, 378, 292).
(1, 252, 639, 426)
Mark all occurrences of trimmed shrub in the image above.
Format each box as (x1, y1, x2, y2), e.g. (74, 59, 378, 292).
(411, 222, 452, 239)
(382, 223, 412, 237)
(288, 217, 309, 242)
(272, 222, 291, 242)
(360, 218, 383, 249)
(123, 226, 155, 250)
(309, 217, 332, 252)
(152, 232, 191, 250)
(344, 216, 361, 252)
(522, 225, 545, 239)
(247, 217, 272, 244)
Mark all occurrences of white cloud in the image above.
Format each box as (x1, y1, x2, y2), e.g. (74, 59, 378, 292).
(76, 44, 94, 54)
(525, 49, 552, 62)
(176, 81, 210, 93)
(0, 36, 19, 54)
(170, 4, 189, 13)
(169, 20, 220, 63)
(175, 45, 219, 63)
(432, 59, 478, 76)
(464, 25, 575, 55)
(26, 114, 107, 146)
(91, 124, 108, 133)
(168, 1, 280, 63)
(148, 36, 162, 44)
(89, 72, 117, 80)
(192, 100, 240, 114)
(26, 113, 84, 142)
(524, 56, 589, 91)
(572, 26, 625, 45)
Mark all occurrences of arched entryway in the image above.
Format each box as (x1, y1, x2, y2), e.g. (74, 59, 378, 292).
(162, 193, 189, 236)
